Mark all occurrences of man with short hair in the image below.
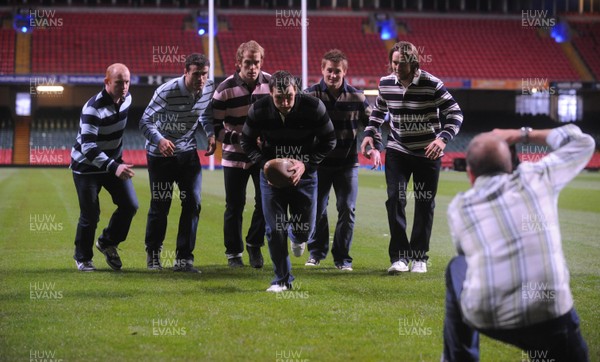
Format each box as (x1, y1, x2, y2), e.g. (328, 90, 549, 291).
(361, 41, 463, 274)
(71, 63, 138, 272)
(304, 49, 382, 271)
(212, 40, 271, 268)
(443, 124, 592, 362)
(140, 53, 216, 273)
(241, 70, 336, 292)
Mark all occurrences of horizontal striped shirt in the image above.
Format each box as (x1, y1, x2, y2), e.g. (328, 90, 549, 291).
(365, 70, 463, 157)
(70, 88, 130, 174)
(212, 71, 271, 169)
(305, 79, 382, 168)
(448, 125, 595, 330)
(140, 76, 214, 157)
(241, 93, 336, 174)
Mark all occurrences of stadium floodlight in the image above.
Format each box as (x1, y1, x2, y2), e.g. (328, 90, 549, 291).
(13, 11, 33, 34)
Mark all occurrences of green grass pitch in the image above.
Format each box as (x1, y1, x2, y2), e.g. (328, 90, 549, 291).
(0, 167, 598, 361)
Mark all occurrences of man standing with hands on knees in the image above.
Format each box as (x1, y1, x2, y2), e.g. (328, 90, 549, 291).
(70, 63, 138, 272)
(443, 124, 592, 361)
(241, 71, 336, 292)
(140, 53, 216, 273)
(361, 41, 463, 274)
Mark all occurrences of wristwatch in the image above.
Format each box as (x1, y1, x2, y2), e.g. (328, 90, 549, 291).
(437, 136, 448, 144)
(520, 127, 532, 144)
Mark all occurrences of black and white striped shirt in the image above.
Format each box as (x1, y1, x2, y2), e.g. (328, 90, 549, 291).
(365, 70, 463, 157)
(70, 88, 130, 174)
(140, 76, 214, 157)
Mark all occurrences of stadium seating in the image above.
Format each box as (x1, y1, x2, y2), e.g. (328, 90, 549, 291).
(570, 21, 600, 79)
(31, 12, 202, 75)
(203, 14, 388, 78)
(397, 17, 580, 80)
(0, 28, 16, 75)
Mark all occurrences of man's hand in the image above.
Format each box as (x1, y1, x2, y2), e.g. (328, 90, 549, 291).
(205, 136, 216, 156)
(367, 149, 382, 169)
(115, 164, 135, 180)
(288, 159, 306, 186)
(360, 136, 375, 157)
(424, 138, 447, 160)
(158, 138, 175, 157)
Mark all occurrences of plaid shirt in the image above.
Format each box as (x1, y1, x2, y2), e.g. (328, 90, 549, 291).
(448, 125, 595, 329)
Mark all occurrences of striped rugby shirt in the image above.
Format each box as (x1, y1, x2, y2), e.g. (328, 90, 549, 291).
(365, 70, 463, 157)
(305, 79, 382, 168)
(448, 125, 595, 330)
(212, 71, 271, 169)
(241, 93, 336, 174)
(70, 88, 130, 174)
(140, 75, 215, 157)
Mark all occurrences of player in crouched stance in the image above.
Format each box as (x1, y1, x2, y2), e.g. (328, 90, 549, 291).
(70, 63, 138, 271)
(241, 71, 336, 292)
(442, 125, 592, 362)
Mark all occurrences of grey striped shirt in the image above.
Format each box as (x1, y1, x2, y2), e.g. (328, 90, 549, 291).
(140, 76, 214, 157)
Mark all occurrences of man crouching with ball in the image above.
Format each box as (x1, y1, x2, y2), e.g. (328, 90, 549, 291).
(241, 71, 336, 292)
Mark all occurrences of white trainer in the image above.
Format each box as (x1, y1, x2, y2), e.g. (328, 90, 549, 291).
(266, 284, 289, 293)
(387, 260, 409, 274)
(411, 260, 428, 273)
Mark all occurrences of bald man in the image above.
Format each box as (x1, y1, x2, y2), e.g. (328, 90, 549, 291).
(70, 63, 138, 272)
(442, 124, 593, 362)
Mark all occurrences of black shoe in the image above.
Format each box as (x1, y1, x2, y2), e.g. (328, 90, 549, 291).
(146, 251, 163, 270)
(246, 246, 264, 268)
(173, 259, 200, 273)
(228, 257, 244, 268)
(95, 240, 122, 270)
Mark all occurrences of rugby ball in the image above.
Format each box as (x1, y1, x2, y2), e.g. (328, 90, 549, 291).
(264, 158, 295, 188)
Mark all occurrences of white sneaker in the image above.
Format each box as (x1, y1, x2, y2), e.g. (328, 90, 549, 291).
(411, 260, 428, 273)
(266, 284, 289, 293)
(291, 241, 306, 257)
(387, 260, 409, 274)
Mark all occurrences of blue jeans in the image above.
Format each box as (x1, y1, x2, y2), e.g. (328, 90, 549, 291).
(384, 149, 440, 262)
(308, 165, 358, 267)
(144, 150, 202, 261)
(260, 169, 317, 286)
(443, 256, 589, 362)
(223, 165, 265, 258)
(72, 171, 138, 262)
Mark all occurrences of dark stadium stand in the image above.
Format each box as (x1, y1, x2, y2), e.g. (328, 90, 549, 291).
(570, 21, 600, 79)
(31, 12, 202, 75)
(0, 28, 16, 75)
(0, 9, 598, 169)
(219, 14, 387, 78)
(397, 17, 579, 80)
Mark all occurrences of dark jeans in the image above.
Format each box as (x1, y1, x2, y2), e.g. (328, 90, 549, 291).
(144, 150, 202, 261)
(223, 165, 265, 258)
(308, 165, 358, 267)
(384, 149, 440, 262)
(443, 256, 589, 362)
(261, 170, 317, 286)
(72, 171, 138, 262)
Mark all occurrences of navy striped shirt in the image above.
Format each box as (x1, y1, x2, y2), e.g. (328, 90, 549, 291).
(305, 79, 382, 167)
(70, 88, 130, 174)
(241, 93, 336, 174)
(140, 76, 215, 157)
(365, 70, 463, 157)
